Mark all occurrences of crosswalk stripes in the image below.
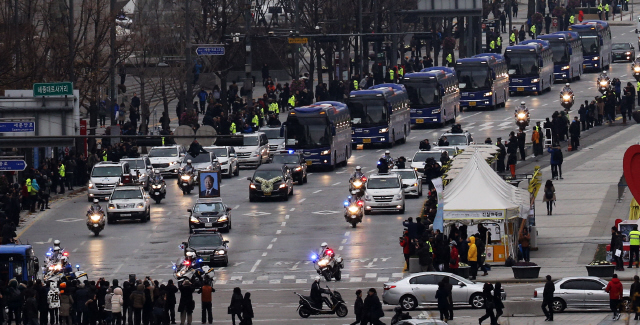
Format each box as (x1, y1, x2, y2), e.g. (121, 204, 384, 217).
(350, 277, 362, 282)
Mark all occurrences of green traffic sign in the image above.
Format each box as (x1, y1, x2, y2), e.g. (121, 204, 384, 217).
(33, 82, 73, 97)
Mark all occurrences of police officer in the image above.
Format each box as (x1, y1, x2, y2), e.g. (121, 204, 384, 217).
(630, 225, 640, 268)
(446, 53, 453, 67)
(398, 66, 404, 80)
(489, 38, 496, 53)
(598, 2, 603, 19)
(229, 121, 237, 134)
(568, 14, 575, 25)
(496, 35, 502, 53)
(636, 81, 640, 106)
(58, 162, 66, 194)
(604, 3, 610, 20)
(510, 28, 517, 45)
(530, 24, 537, 39)
(288, 94, 296, 109)
(388, 68, 395, 83)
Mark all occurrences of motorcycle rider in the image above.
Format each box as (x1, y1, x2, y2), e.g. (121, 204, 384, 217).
(319, 242, 335, 258)
(350, 166, 365, 181)
(598, 71, 610, 88)
(561, 83, 573, 98)
(383, 151, 393, 166)
(183, 160, 195, 174)
(310, 276, 332, 310)
(377, 157, 389, 173)
(53, 239, 62, 251)
(87, 199, 103, 216)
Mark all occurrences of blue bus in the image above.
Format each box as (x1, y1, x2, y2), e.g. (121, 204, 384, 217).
(0, 245, 39, 284)
(505, 40, 554, 95)
(401, 67, 460, 126)
(568, 20, 612, 71)
(454, 53, 509, 110)
(537, 31, 584, 82)
(347, 84, 410, 148)
(283, 102, 351, 169)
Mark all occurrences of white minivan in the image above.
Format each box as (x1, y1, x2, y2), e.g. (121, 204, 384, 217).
(235, 132, 270, 168)
(88, 161, 130, 201)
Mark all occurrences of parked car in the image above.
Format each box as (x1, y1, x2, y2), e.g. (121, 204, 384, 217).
(382, 272, 506, 310)
(235, 132, 270, 168)
(533, 276, 631, 312)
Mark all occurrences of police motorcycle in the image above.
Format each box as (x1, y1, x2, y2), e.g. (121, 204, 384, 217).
(348, 166, 367, 197)
(43, 256, 87, 283)
(86, 199, 106, 236)
(149, 171, 167, 204)
(633, 58, 640, 81)
(311, 243, 344, 281)
(178, 160, 195, 195)
(294, 284, 348, 318)
(597, 71, 611, 94)
(172, 248, 215, 289)
(560, 83, 574, 111)
(343, 191, 364, 228)
(515, 101, 530, 129)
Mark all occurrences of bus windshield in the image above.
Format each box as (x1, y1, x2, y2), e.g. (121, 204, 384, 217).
(348, 98, 388, 127)
(549, 42, 569, 63)
(456, 66, 491, 90)
(404, 80, 440, 106)
(285, 117, 331, 148)
(506, 53, 539, 76)
(580, 36, 600, 55)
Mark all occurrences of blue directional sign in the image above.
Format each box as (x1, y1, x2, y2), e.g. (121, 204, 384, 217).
(195, 46, 225, 56)
(0, 122, 35, 132)
(0, 160, 27, 171)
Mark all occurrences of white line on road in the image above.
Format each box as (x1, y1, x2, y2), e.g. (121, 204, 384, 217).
(376, 149, 382, 152)
(341, 238, 348, 244)
(72, 248, 78, 252)
(409, 136, 416, 139)
(276, 230, 282, 234)
(250, 260, 261, 272)
(80, 241, 86, 246)
(331, 182, 341, 186)
(281, 222, 287, 226)
(298, 198, 306, 203)
(289, 208, 295, 211)
(233, 205, 240, 209)
(262, 252, 268, 257)
(267, 244, 273, 249)
(114, 264, 124, 274)
(285, 215, 290, 219)
(313, 190, 322, 194)
(338, 246, 344, 250)
(271, 238, 278, 242)
(345, 231, 350, 236)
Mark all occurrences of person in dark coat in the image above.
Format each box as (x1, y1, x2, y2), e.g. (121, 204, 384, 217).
(229, 287, 243, 325)
(164, 280, 178, 324)
(569, 116, 581, 150)
(542, 275, 555, 321)
(36, 280, 49, 325)
(478, 283, 496, 324)
(631, 275, 640, 320)
(24, 290, 39, 325)
(350, 290, 364, 325)
(517, 129, 526, 161)
(494, 282, 505, 323)
(435, 282, 450, 321)
(362, 288, 384, 325)
(442, 277, 454, 320)
(241, 292, 253, 325)
(402, 217, 418, 240)
(496, 138, 506, 172)
(177, 281, 194, 325)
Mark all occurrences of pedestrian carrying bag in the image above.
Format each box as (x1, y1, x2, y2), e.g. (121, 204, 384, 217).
(545, 189, 553, 200)
(615, 249, 622, 257)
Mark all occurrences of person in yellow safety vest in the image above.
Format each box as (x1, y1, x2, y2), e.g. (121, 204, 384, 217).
(398, 67, 404, 79)
(269, 101, 279, 114)
(230, 122, 237, 134)
(510, 31, 516, 45)
(446, 54, 453, 66)
(288, 95, 296, 108)
(161, 137, 165, 146)
(604, 3, 610, 20)
(597, 3, 603, 19)
(58, 162, 66, 194)
(569, 15, 575, 24)
(629, 225, 640, 268)
(389, 68, 395, 82)
(496, 36, 502, 50)
(353, 79, 359, 90)
(489, 39, 496, 52)
(252, 114, 259, 128)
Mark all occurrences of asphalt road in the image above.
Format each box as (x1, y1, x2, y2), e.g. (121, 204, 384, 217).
(17, 24, 640, 323)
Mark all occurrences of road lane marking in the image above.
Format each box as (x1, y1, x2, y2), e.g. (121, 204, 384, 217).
(289, 208, 295, 211)
(250, 260, 261, 272)
(345, 231, 350, 236)
(215, 280, 227, 284)
(341, 238, 347, 244)
(378, 277, 390, 282)
(80, 241, 86, 246)
(285, 215, 290, 219)
(262, 252, 268, 256)
(276, 230, 282, 234)
(350, 277, 362, 282)
(365, 273, 377, 278)
(296, 279, 307, 283)
(233, 205, 239, 209)
(284, 275, 295, 280)
(298, 198, 306, 203)
(271, 238, 278, 242)
(72, 248, 78, 252)
(313, 190, 322, 193)
(281, 222, 286, 226)
(338, 246, 344, 250)
(331, 182, 341, 186)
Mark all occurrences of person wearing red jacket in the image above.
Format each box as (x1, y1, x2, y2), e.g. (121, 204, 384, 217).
(606, 274, 624, 320)
(449, 241, 459, 274)
(399, 230, 411, 270)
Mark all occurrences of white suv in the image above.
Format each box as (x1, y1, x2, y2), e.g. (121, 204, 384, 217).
(363, 172, 405, 214)
(235, 132, 270, 168)
(203, 146, 239, 177)
(107, 185, 151, 223)
(148, 145, 186, 176)
(260, 126, 285, 157)
(120, 157, 153, 190)
(88, 162, 130, 202)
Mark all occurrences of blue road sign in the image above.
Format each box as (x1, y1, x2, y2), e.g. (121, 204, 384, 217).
(0, 160, 27, 171)
(195, 47, 225, 56)
(0, 122, 35, 132)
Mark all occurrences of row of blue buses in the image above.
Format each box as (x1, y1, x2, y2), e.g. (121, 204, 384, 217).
(568, 20, 612, 71)
(455, 53, 510, 109)
(348, 84, 411, 147)
(401, 67, 460, 126)
(505, 39, 554, 95)
(537, 31, 584, 81)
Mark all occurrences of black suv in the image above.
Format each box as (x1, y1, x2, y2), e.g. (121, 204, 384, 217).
(247, 164, 294, 201)
(271, 152, 308, 184)
(186, 230, 229, 266)
(187, 199, 232, 233)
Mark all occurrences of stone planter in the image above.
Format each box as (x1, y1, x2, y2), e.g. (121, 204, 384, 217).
(511, 266, 541, 279)
(409, 257, 421, 273)
(456, 266, 470, 279)
(586, 265, 615, 278)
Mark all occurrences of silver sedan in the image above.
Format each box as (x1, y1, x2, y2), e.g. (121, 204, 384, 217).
(533, 276, 631, 312)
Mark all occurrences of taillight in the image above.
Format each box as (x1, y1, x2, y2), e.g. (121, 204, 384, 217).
(534, 290, 537, 298)
(384, 285, 396, 291)
(357, 200, 364, 207)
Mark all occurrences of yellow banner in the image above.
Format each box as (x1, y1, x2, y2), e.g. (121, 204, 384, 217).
(528, 166, 542, 198)
(288, 37, 308, 44)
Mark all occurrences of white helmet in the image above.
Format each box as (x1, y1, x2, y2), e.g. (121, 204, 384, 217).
(187, 159, 192, 164)
(520, 101, 526, 106)
(385, 150, 390, 154)
(61, 256, 68, 263)
(53, 240, 61, 246)
(53, 247, 60, 252)
(93, 199, 99, 203)
(351, 190, 358, 195)
(602, 71, 607, 75)
(565, 83, 570, 87)
(315, 276, 322, 282)
(186, 251, 196, 258)
(356, 166, 362, 171)
(154, 169, 160, 174)
(320, 242, 328, 248)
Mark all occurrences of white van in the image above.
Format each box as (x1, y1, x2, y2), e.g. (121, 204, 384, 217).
(148, 145, 186, 176)
(88, 161, 130, 201)
(235, 132, 270, 168)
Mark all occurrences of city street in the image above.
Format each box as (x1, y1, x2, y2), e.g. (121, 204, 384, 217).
(13, 22, 640, 323)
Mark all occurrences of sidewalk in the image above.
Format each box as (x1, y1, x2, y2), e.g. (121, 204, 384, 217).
(445, 313, 611, 325)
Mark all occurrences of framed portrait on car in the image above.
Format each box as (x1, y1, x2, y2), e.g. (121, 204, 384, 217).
(198, 172, 221, 198)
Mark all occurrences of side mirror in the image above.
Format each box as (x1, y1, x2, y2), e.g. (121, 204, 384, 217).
(407, 158, 412, 162)
(226, 207, 232, 212)
(246, 176, 252, 181)
(459, 283, 466, 287)
(187, 209, 192, 213)
(223, 240, 229, 244)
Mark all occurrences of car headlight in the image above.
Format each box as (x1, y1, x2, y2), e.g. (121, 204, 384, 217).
(253, 151, 260, 157)
(348, 206, 360, 213)
(294, 166, 302, 171)
(412, 183, 418, 187)
(181, 175, 191, 180)
(190, 216, 200, 223)
(561, 65, 570, 70)
(218, 215, 228, 222)
(138, 173, 146, 178)
(320, 150, 330, 155)
(216, 250, 226, 255)
(137, 203, 144, 208)
(365, 194, 372, 201)
(379, 127, 389, 133)
(394, 192, 403, 200)
(108, 204, 115, 209)
(88, 182, 93, 189)
(517, 113, 526, 119)
(483, 91, 493, 97)
(249, 183, 256, 189)
(90, 214, 101, 221)
(531, 78, 539, 83)
(169, 161, 177, 166)
(562, 94, 571, 100)
(593, 56, 599, 60)
(432, 108, 441, 113)
(279, 183, 287, 188)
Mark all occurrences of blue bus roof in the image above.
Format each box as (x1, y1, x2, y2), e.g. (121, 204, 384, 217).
(0, 245, 32, 255)
(457, 54, 504, 65)
(472, 53, 505, 61)
(420, 66, 456, 76)
(505, 43, 543, 53)
(404, 71, 445, 79)
(538, 31, 579, 42)
(293, 102, 347, 114)
(349, 88, 393, 97)
(368, 83, 407, 93)
(520, 39, 551, 50)
(570, 20, 609, 31)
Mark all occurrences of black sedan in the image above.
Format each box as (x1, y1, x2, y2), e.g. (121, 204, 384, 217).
(187, 230, 229, 266)
(188, 198, 232, 233)
(612, 43, 635, 62)
(271, 152, 308, 184)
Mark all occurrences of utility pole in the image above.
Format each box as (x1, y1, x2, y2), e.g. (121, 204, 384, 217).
(358, 0, 363, 76)
(245, 0, 253, 101)
(294, 0, 301, 79)
(68, 0, 75, 84)
(109, 0, 117, 125)
(185, 0, 193, 110)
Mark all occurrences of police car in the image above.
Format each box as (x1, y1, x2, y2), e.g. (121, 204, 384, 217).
(187, 229, 229, 266)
